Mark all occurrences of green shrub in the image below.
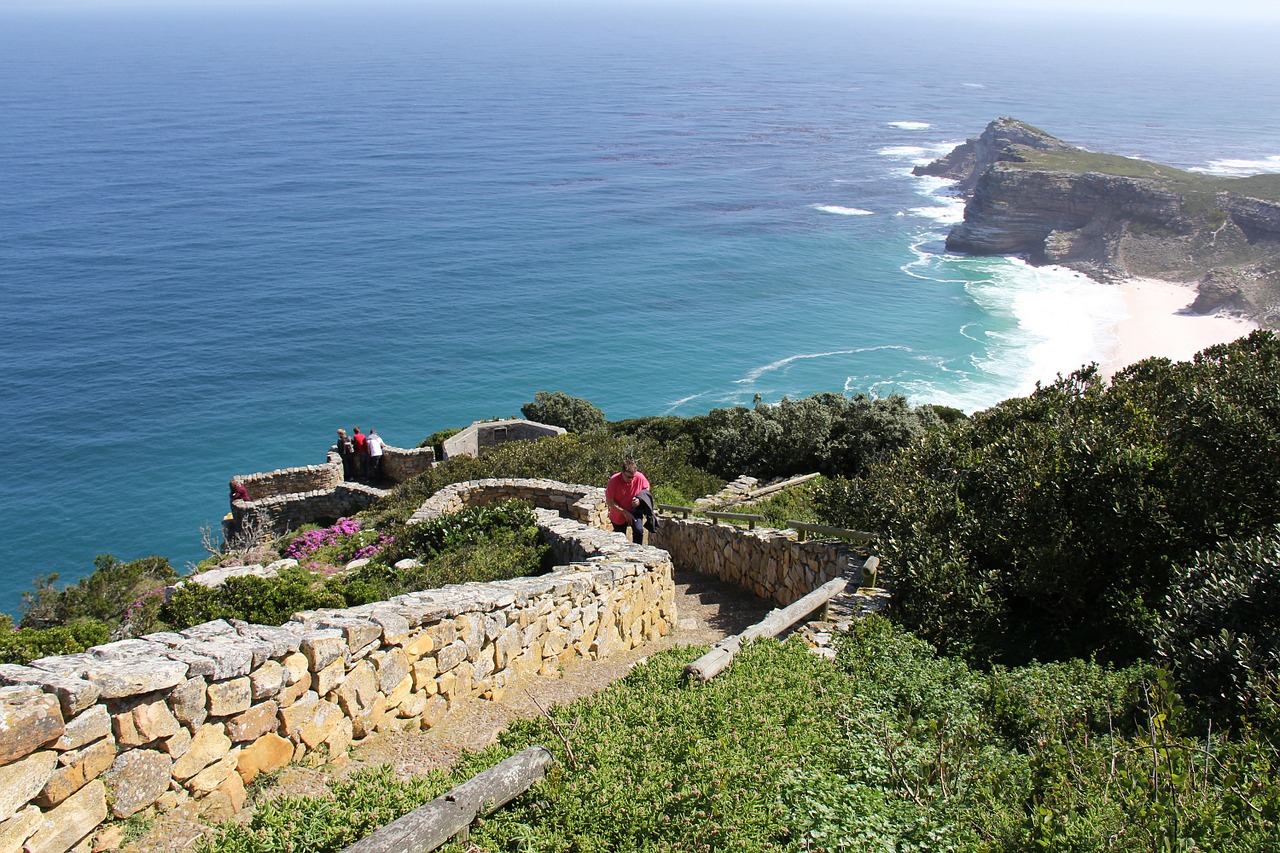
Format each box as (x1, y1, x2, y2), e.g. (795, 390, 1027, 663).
(159, 566, 346, 629)
(520, 390, 607, 433)
(1158, 524, 1280, 726)
(817, 332, 1280, 669)
(0, 616, 112, 665)
(20, 555, 178, 630)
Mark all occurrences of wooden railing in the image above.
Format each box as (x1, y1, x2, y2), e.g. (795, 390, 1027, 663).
(786, 521, 876, 543)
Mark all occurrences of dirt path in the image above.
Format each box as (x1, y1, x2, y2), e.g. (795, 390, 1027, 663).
(123, 570, 773, 852)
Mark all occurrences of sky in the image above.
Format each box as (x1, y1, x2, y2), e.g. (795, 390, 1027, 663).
(2, 0, 1278, 20)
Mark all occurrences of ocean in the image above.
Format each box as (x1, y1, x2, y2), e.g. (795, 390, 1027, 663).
(2, 0, 1279, 618)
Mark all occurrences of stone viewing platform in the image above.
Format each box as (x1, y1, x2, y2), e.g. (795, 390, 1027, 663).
(0, 477, 875, 852)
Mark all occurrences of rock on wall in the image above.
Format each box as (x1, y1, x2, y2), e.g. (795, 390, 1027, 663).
(652, 517, 859, 606)
(0, 504, 674, 853)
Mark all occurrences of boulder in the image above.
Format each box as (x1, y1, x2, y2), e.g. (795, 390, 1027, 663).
(0, 686, 64, 765)
(236, 733, 293, 784)
(23, 779, 106, 853)
(102, 749, 171, 818)
(0, 750, 56, 822)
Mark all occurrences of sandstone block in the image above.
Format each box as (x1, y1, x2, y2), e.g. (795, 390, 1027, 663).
(279, 698, 343, 748)
(421, 695, 448, 729)
(0, 805, 42, 852)
(0, 667, 100, 718)
(410, 658, 438, 693)
(112, 694, 181, 747)
(0, 686, 64, 765)
(372, 649, 408, 695)
(103, 749, 171, 818)
(277, 669, 312, 708)
(172, 725, 231, 782)
(185, 751, 239, 794)
(38, 738, 115, 808)
(331, 661, 377, 716)
(197, 770, 245, 823)
(313, 618, 381, 655)
(314, 659, 346, 697)
(160, 726, 192, 758)
(248, 661, 284, 701)
(23, 779, 106, 853)
(167, 677, 208, 729)
(207, 678, 252, 718)
(80, 659, 188, 700)
(281, 652, 309, 687)
(436, 671, 457, 700)
(396, 691, 427, 719)
(402, 631, 435, 662)
(322, 717, 353, 760)
(364, 610, 410, 645)
(236, 733, 293, 784)
(435, 640, 467, 673)
(53, 706, 111, 753)
(0, 750, 56, 823)
(224, 701, 279, 744)
(351, 695, 387, 740)
(299, 632, 346, 673)
(385, 675, 412, 708)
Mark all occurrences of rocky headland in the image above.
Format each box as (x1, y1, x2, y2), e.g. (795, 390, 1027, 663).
(916, 118, 1280, 325)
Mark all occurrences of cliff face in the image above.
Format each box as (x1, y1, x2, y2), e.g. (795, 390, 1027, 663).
(918, 119, 1280, 325)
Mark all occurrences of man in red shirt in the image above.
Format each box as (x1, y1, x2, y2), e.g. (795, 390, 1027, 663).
(606, 459, 650, 543)
(352, 427, 369, 480)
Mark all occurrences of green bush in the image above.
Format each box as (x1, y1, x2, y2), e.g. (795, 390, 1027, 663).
(520, 390, 607, 433)
(683, 392, 943, 481)
(0, 616, 112, 665)
(199, 623, 1280, 853)
(817, 332, 1280, 669)
(159, 566, 346, 629)
(20, 555, 178, 631)
(1158, 524, 1280, 726)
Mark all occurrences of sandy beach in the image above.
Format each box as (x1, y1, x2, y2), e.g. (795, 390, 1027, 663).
(1100, 278, 1259, 378)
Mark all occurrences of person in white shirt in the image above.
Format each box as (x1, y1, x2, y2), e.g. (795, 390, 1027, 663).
(366, 429, 386, 481)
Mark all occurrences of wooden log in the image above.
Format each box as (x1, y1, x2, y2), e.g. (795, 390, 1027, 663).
(342, 746, 554, 853)
(744, 472, 822, 500)
(683, 575, 851, 684)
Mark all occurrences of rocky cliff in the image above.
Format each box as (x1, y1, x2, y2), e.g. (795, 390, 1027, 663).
(916, 118, 1280, 325)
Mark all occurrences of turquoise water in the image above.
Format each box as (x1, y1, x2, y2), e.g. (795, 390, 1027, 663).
(2, 1, 1279, 617)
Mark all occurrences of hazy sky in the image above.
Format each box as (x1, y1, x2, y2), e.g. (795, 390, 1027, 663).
(3, 0, 1279, 20)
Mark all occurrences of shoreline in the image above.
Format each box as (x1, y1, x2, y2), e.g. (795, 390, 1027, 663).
(1099, 278, 1259, 379)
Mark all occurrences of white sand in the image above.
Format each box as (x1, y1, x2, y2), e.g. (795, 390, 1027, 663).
(1100, 278, 1259, 378)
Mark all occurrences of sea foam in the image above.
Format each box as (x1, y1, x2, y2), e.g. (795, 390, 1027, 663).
(888, 121, 931, 130)
(1191, 155, 1280, 177)
(813, 205, 874, 216)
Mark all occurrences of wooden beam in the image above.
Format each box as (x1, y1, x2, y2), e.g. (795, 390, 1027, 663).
(341, 746, 554, 853)
(683, 574, 852, 684)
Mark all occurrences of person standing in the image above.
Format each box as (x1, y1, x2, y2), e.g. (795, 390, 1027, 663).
(336, 429, 356, 480)
(367, 428, 386, 482)
(352, 427, 368, 481)
(606, 459, 650, 543)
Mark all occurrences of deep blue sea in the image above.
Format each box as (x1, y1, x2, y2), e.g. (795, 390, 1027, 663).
(2, 0, 1279, 618)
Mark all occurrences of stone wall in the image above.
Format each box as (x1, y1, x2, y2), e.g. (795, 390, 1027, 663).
(0, 501, 674, 853)
(652, 517, 860, 606)
(409, 478, 611, 531)
(380, 445, 436, 483)
(228, 445, 434, 540)
(237, 456, 344, 501)
(442, 419, 567, 459)
(231, 482, 388, 539)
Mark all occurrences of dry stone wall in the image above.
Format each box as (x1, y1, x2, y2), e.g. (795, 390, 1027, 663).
(409, 478, 611, 530)
(652, 517, 860, 606)
(0, 491, 673, 853)
(229, 445, 435, 539)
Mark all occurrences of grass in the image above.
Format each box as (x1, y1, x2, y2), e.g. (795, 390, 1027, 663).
(196, 618, 1280, 853)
